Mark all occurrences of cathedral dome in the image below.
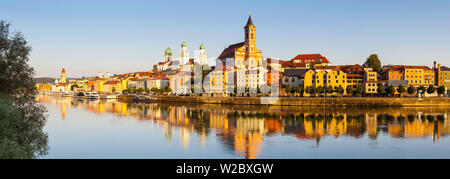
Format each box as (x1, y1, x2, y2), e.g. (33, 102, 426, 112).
(199, 44, 205, 50)
(165, 47, 173, 55)
(181, 41, 188, 47)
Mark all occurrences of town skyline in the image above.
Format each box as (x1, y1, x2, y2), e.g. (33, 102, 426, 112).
(2, 0, 450, 78)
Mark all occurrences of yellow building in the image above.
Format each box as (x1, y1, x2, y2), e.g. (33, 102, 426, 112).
(303, 67, 347, 96)
(403, 66, 435, 87)
(103, 81, 122, 94)
(438, 65, 450, 89)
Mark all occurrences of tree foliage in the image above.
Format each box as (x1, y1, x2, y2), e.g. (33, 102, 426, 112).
(427, 85, 435, 94)
(364, 54, 382, 73)
(0, 21, 48, 158)
(437, 86, 446, 95)
(387, 85, 396, 96)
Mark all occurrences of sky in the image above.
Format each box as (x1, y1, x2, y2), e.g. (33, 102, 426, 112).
(1, 0, 450, 78)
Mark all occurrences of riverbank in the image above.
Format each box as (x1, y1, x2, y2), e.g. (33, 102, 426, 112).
(146, 96, 450, 107)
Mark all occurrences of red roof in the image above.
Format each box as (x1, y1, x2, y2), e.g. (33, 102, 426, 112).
(104, 81, 120, 85)
(61, 68, 66, 73)
(291, 54, 330, 64)
(281, 61, 307, 68)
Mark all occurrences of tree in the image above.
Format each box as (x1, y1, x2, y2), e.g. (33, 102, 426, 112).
(346, 86, 354, 96)
(396, 85, 406, 97)
(70, 84, 79, 91)
(316, 86, 324, 97)
(355, 86, 365, 96)
(418, 85, 426, 93)
(326, 86, 334, 96)
(387, 85, 396, 97)
(377, 85, 385, 96)
(137, 87, 144, 93)
(305, 86, 315, 96)
(363, 54, 382, 73)
(0, 21, 48, 158)
(296, 85, 304, 97)
(335, 86, 344, 97)
(151, 87, 158, 93)
(165, 87, 172, 93)
(427, 85, 435, 94)
(407, 85, 416, 95)
(437, 86, 446, 95)
(145, 88, 150, 94)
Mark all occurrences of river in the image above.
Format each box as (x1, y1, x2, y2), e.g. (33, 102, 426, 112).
(37, 95, 450, 159)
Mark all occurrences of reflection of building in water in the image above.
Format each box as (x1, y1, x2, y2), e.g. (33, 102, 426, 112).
(365, 114, 378, 139)
(180, 127, 190, 150)
(234, 118, 264, 159)
(39, 96, 450, 159)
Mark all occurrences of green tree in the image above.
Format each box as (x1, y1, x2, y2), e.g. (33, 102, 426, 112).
(70, 84, 79, 91)
(137, 87, 144, 93)
(0, 21, 48, 158)
(305, 86, 315, 96)
(346, 86, 354, 96)
(166, 87, 172, 94)
(377, 85, 385, 96)
(407, 85, 416, 95)
(363, 54, 382, 73)
(427, 85, 435, 94)
(151, 87, 158, 93)
(326, 86, 334, 96)
(387, 85, 396, 97)
(397, 85, 406, 97)
(296, 85, 304, 97)
(145, 88, 150, 94)
(316, 86, 324, 96)
(355, 86, 365, 96)
(437, 86, 446, 95)
(418, 85, 426, 93)
(335, 86, 344, 97)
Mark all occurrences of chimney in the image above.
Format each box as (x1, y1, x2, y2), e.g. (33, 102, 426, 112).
(434, 61, 437, 69)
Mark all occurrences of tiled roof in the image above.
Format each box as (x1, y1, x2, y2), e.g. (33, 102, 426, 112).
(104, 81, 120, 85)
(291, 54, 330, 64)
(283, 69, 309, 78)
(218, 42, 245, 60)
(441, 66, 450, 71)
(281, 61, 307, 68)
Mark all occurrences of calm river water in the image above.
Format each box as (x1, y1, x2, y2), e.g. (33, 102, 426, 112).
(37, 96, 450, 159)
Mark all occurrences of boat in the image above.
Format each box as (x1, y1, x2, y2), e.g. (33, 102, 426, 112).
(85, 92, 100, 99)
(73, 92, 87, 98)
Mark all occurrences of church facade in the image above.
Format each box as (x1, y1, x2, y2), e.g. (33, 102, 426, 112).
(217, 12, 266, 92)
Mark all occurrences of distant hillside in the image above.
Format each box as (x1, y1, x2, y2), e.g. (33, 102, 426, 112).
(33, 77, 81, 84)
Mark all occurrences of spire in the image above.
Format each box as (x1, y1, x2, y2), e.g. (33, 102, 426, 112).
(245, 11, 254, 28)
(61, 68, 66, 73)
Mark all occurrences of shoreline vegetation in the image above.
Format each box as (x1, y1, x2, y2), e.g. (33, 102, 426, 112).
(117, 95, 450, 107)
(0, 21, 48, 159)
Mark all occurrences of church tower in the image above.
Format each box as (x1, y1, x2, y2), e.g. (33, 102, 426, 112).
(60, 68, 66, 83)
(163, 47, 174, 62)
(197, 44, 207, 65)
(244, 11, 258, 68)
(180, 41, 190, 65)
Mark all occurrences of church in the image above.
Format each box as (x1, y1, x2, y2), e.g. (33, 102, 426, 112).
(217, 12, 266, 92)
(218, 12, 263, 69)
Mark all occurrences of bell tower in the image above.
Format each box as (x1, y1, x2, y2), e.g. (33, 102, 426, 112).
(244, 11, 257, 68)
(60, 68, 66, 83)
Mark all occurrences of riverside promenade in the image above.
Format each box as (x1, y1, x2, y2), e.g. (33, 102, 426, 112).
(144, 96, 450, 107)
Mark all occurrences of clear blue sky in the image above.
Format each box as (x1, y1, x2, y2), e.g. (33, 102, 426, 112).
(2, 0, 450, 77)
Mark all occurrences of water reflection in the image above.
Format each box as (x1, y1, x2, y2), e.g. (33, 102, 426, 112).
(37, 96, 450, 159)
